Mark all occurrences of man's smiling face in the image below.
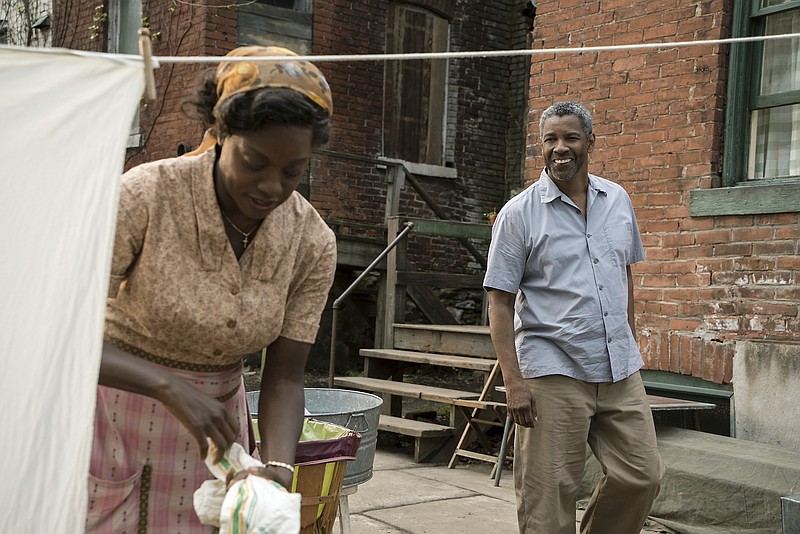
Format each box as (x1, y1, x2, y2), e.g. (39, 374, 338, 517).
(541, 114, 595, 184)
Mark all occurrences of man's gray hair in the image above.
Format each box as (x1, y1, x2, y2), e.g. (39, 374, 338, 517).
(539, 101, 593, 138)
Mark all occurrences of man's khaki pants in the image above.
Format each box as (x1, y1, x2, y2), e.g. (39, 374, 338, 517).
(514, 372, 664, 534)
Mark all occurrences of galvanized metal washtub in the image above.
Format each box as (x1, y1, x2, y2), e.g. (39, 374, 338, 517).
(246, 387, 383, 488)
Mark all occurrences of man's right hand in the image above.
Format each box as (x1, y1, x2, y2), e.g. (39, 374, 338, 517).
(505, 380, 538, 428)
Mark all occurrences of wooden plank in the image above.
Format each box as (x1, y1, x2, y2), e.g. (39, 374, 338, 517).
(450, 398, 507, 410)
(383, 218, 400, 349)
(237, 29, 311, 53)
(379, 158, 457, 179)
(393, 324, 494, 358)
(238, 13, 312, 41)
(333, 376, 480, 402)
(422, 388, 481, 404)
(690, 181, 800, 217)
(378, 414, 454, 438)
(335, 238, 385, 269)
(404, 217, 492, 240)
(426, 13, 448, 165)
(395, 324, 491, 334)
(360, 348, 496, 372)
(647, 395, 716, 411)
(451, 449, 499, 464)
(238, 3, 313, 24)
(398, 271, 484, 288)
(406, 285, 458, 325)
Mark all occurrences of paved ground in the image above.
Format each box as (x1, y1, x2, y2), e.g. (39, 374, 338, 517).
(335, 446, 675, 534)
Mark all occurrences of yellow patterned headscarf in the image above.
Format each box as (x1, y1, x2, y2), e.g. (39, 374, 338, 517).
(215, 45, 333, 117)
(184, 46, 332, 157)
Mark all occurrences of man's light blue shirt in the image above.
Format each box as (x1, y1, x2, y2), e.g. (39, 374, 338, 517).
(484, 170, 645, 383)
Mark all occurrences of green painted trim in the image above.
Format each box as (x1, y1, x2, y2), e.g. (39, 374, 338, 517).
(641, 370, 733, 399)
(722, 0, 754, 187)
(405, 217, 493, 239)
(753, 90, 800, 109)
(752, 0, 800, 17)
(690, 180, 800, 216)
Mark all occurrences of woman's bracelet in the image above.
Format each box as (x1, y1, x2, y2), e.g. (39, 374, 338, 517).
(265, 460, 295, 474)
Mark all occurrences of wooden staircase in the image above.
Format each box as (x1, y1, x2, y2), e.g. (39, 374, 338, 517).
(334, 323, 507, 463)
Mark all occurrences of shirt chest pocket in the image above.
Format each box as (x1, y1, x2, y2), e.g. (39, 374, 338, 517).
(528, 232, 581, 272)
(602, 222, 632, 267)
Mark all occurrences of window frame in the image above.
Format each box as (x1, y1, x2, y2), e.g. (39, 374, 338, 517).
(383, 3, 449, 166)
(107, 0, 143, 149)
(690, 0, 800, 216)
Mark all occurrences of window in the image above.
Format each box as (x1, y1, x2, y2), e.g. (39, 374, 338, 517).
(256, 0, 311, 11)
(691, 0, 800, 216)
(384, 4, 449, 165)
(107, 0, 143, 148)
(238, 0, 312, 53)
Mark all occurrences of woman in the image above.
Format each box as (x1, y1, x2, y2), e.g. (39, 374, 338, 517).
(87, 46, 336, 533)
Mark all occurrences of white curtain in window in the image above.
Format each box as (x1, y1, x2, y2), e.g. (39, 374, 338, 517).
(750, 10, 800, 179)
(0, 46, 143, 533)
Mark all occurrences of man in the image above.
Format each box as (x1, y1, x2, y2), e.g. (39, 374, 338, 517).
(484, 101, 663, 534)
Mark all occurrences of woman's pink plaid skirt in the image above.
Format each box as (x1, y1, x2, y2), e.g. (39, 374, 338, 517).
(86, 358, 253, 534)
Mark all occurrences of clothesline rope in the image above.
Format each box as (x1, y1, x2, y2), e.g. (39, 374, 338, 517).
(154, 32, 800, 64)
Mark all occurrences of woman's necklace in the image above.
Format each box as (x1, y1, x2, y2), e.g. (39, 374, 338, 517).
(220, 209, 260, 248)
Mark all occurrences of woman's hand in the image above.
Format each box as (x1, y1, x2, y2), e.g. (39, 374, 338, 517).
(226, 466, 293, 491)
(98, 342, 239, 464)
(159, 377, 240, 463)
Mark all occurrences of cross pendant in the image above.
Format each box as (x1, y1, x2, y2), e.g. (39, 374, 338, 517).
(243, 235, 249, 248)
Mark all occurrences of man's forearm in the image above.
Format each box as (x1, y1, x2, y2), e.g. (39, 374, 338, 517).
(487, 290, 523, 385)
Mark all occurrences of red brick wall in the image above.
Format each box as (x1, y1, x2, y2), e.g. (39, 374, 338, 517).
(310, 0, 388, 228)
(526, 0, 800, 384)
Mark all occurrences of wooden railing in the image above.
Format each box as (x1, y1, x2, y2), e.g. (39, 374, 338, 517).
(320, 150, 493, 376)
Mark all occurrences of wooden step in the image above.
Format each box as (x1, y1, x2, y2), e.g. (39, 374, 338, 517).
(333, 376, 480, 404)
(451, 448, 503, 464)
(360, 348, 496, 372)
(379, 414, 457, 463)
(392, 323, 493, 358)
(378, 414, 455, 438)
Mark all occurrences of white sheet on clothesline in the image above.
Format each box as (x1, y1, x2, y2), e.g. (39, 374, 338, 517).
(0, 46, 144, 533)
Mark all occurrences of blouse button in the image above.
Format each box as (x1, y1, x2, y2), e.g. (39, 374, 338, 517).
(230, 287, 240, 295)
(227, 319, 237, 329)
(213, 348, 223, 356)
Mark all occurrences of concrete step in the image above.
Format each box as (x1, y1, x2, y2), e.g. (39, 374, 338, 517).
(360, 348, 496, 372)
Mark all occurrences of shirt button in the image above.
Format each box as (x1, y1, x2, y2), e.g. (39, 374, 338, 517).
(227, 319, 237, 329)
(599, 285, 604, 290)
(608, 338, 612, 342)
(213, 348, 223, 356)
(604, 312, 609, 317)
(593, 258, 599, 264)
(230, 287, 240, 295)
(587, 233, 592, 238)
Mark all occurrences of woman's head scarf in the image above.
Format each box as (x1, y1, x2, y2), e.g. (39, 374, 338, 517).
(184, 46, 332, 156)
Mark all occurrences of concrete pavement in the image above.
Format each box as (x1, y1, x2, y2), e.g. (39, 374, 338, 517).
(335, 446, 675, 534)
